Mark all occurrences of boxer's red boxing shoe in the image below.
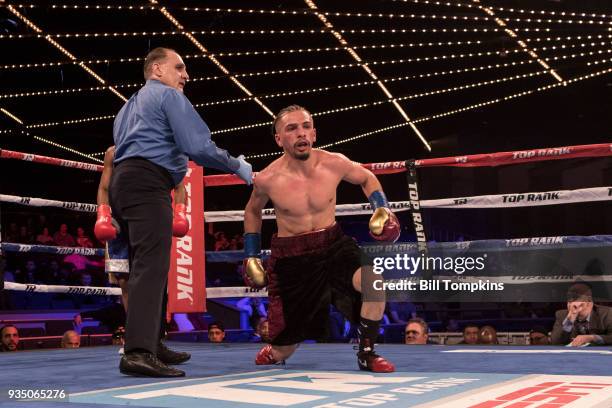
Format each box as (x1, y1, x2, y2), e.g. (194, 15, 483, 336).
(357, 350, 395, 373)
(255, 344, 285, 365)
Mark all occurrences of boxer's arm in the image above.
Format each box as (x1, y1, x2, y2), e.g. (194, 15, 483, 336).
(174, 181, 186, 206)
(244, 179, 269, 234)
(337, 153, 383, 197)
(243, 179, 270, 288)
(97, 147, 115, 206)
(335, 153, 400, 242)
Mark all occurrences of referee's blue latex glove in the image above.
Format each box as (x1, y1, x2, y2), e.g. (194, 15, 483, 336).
(235, 155, 253, 185)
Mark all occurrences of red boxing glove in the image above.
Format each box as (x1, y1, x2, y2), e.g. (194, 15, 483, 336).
(172, 203, 190, 237)
(369, 207, 401, 243)
(94, 204, 117, 242)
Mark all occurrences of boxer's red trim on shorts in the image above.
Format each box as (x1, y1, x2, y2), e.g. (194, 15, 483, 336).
(271, 223, 343, 258)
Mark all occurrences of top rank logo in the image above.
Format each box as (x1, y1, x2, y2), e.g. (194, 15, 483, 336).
(502, 192, 560, 203)
(512, 147, 571, 160)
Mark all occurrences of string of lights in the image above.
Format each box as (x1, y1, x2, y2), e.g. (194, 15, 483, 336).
(397, 0, 612, 21)
(1, 107, 24, 124)
(246, 63, 612, 159)
(196, 68, 546, 108)
(304, 0, 430, 151)
(0, 58, 539, 101)
(7, 47, 609, 130)
(30, 132, 103, 163)
(412, 65, 612, 123)
(4, 4, 128, 103)
(3, 30, 605, 73)
(149, 0, 275, 118)
(10, 43, 610, 101)
(211, 51, 612, 137)
(0, 26, 561, 41)
(14, 3, 611, 26)
(472, 0, 563, 83)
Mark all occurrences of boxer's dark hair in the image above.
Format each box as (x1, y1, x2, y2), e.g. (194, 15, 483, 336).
(272, 105, 312, 135)
(143, 47, 176, 80)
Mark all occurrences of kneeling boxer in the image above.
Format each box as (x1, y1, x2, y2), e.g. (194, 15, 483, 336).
(243, 105, 399, 372)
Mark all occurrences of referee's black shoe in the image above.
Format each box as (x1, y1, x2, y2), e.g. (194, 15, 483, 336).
(157, 342, 191, 365)
(120, 352, 185, 377)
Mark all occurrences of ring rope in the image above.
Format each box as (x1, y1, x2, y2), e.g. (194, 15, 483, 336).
(6, 234, 612, 262)
(3, 186, 611, 221)
(3, 282, 267, 298)
(0, 242, 269, 263)
(2, 142, 611, 186)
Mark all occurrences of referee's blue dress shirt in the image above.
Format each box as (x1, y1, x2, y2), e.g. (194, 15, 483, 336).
(113, 79, 240, 185)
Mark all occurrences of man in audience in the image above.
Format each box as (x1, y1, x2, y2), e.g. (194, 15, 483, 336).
(458, 324, 479, 345)
(53, 224, 76, 247)
(528, 326, 551, 345)
(208, 321, 225, 343)
(1, 325, 19, 352)
(75, 227, 94, 248)
(61, 330, 81, 348)
(478, 325, 498, 344)
(404, 318, 433, 345)
(551, 282, 612, 346)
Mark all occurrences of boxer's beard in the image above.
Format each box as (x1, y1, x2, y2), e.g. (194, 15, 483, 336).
(295, 151, 310, 161)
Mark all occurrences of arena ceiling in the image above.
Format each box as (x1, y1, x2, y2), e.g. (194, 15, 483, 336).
(1, 0, 611, 168)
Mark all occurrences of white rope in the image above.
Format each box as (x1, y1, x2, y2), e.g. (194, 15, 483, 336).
(204, 187, 612, 222)
(0, 194, 97, 212)
(3, 281, 268, 298)
(420, 186, 612, 209)
(3, 187, 611, 222)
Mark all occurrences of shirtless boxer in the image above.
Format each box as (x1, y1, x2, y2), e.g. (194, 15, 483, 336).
(243, 105, 400, 372)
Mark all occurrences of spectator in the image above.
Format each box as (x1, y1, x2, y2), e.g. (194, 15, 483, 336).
(1, 325, 19, 352)
(386, 301, 417, 324)
(35, 227, 55, 245)
(405, 318, 432, 345)
(228, 234, 244, 250)
(56, 263, 75, 285)
(63, 252, 100, 274)
(80, 272, 93, 287)
(214, 232, 230, 251)
(19, 260, 43, 284)
(444, 318, 460, 332)
(5, 222, 19, 242)
(256, 318, 271, 343)
(528, 326, 551, 345)
(112, 326, 126, 346)
(75, 227, 94, 248)
(479, 325, 498, 345)
(458, 325, 479, 345)
(208, 321, 225, 343)
(17, 225, 33, 244)
(44, 260, 61, 283)
(53, 224, 76, 247)
(551, 282, 612, 346)
(61, 330, 81, 348)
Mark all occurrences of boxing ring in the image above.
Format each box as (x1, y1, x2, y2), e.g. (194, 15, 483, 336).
(1, 144, 612, 407)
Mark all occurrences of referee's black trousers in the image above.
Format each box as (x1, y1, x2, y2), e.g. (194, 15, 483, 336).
(109, 158, 174, 355)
